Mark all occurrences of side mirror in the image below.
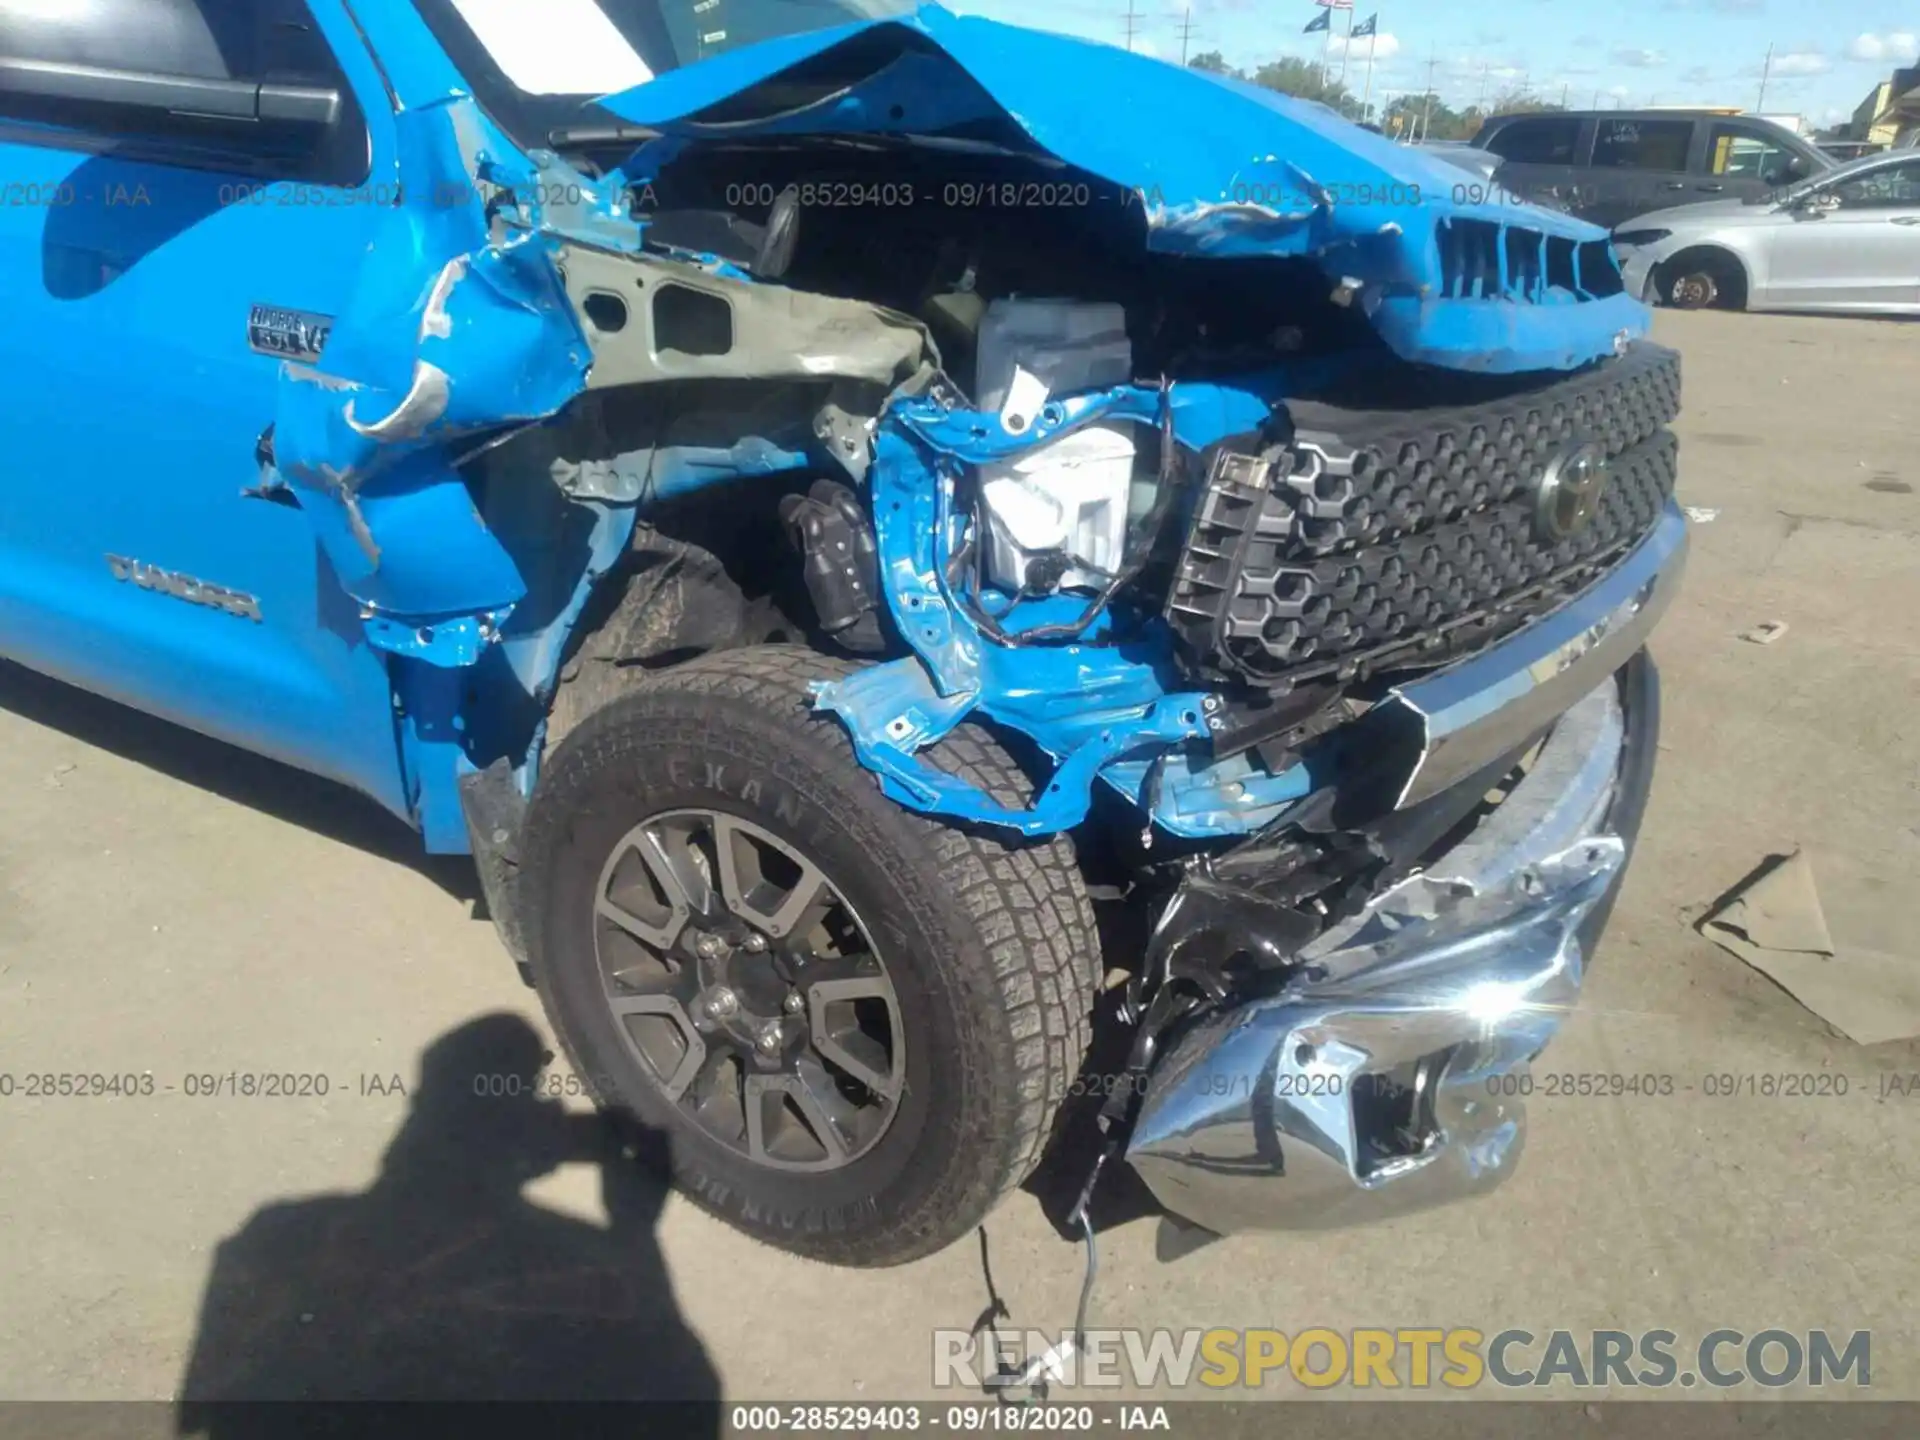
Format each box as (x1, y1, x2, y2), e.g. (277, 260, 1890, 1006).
(0, 56, 340, 130)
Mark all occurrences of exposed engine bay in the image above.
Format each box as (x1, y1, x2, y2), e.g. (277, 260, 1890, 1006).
(513, 129, 1676, 859)
(273, 7, 1669, 859)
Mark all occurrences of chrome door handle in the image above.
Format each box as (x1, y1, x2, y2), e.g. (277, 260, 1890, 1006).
(1696, 183, 1724, 192)
(1890, 215, 1920, 226)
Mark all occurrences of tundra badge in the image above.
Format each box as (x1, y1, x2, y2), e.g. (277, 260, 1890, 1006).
(106, 556, 263, 623)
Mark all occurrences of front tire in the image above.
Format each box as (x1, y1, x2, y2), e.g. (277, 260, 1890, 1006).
(521, 646, 1099, 1266)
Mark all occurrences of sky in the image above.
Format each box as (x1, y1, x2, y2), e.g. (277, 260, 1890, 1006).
(942, 0, 1918, 128)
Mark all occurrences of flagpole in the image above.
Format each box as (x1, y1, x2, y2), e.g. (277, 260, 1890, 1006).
(1337, 5, 1354, 89)
(1361, 14, 1379, 122)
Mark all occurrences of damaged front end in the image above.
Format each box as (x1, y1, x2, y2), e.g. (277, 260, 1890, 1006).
(1126, 655, 1659, 1233)
(275, 3, 1686, 1231)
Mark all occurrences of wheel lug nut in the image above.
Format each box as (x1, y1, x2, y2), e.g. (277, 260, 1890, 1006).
(704, 987, 739, 1019)
(694, 933, 724, 960)
(742, 933, 768, 954)
(756, 1023, 784, 1054)
(783, 991, 805, 1014)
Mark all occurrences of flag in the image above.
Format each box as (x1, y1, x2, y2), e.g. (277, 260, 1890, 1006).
(1352, 13, 1378, 37)
(1304, 9, 1331, 32)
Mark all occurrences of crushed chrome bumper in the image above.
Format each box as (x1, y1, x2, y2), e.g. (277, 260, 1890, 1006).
(1125, 513, 1680, 1234)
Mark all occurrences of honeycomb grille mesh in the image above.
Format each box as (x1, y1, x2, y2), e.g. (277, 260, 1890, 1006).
(1166, 343, 1682, 685)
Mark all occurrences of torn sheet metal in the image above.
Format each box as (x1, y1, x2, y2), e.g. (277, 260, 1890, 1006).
(271, 97, 597, 655)
(597, 4, 1649, 373)
(550, 438, 812, 504)
(812, 383, 1225, 836)
(556, 244, 933, 392)
(1700, 848, 1920, 1046)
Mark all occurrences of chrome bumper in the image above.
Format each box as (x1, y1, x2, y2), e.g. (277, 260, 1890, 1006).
(1125, 512, 1684, 1234)
(1378, 500, 1687, 809)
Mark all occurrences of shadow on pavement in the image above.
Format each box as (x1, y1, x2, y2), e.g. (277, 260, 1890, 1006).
(173, 1013, 719, 1432)
(0, 659, 478, 905)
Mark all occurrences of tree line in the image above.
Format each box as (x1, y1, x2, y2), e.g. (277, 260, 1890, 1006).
(1186, 52, 1565, 141)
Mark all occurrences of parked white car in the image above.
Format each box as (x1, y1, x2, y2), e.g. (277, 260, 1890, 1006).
(1613, 150, 1920, 314)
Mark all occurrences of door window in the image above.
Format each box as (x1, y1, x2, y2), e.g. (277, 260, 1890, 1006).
(0, 0, 367, 183)
(1483, 117, 1582, 165)
(1706, 123, 1802, 185)
(1829, 160, 1920, 209)
(1591, 118, 1692, 171)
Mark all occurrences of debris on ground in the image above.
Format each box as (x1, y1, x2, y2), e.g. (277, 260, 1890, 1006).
(1699, 848, 1920, 1046)
(1683, 506, 1720, 523)
(1740, 620, 1788, 645)
(45, 762, 76, 790)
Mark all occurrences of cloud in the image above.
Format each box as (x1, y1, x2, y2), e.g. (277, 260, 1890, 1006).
(1665, 0, 1764, 9)
(1328, 31, 1400, 61)
(1680, 64, 1714, 83)
(1846, 32, 1920, 63)
(1766, 47, 1830, 77)
(1572, 33, 1600, 46)
(1738, 46, 1829, 79)
(1439, 51, 1528, 84)
(1611, 47, 1667, 68)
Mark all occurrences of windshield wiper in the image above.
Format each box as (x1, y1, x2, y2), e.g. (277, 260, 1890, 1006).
(546, 122, 659, 150)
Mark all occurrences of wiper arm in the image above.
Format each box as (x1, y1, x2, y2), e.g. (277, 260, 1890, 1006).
(546, 122, 659, 150)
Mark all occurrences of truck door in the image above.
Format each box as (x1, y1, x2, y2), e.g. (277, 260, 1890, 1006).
(0, 0, 411, 817)
(1587, 116, 1696, 229)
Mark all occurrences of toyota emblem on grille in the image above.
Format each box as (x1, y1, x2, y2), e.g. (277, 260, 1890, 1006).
(1533, 442, 1609, 542)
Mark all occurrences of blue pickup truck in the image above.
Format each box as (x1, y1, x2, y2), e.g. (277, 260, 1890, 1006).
(0, 1, 1684, 1266)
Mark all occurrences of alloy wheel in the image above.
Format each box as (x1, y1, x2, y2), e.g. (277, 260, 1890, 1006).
(591, 808, 903, 1172)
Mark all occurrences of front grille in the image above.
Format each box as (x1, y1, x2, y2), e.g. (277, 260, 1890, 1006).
(1164, 342, 1681, 687)
(1437, 218, 1626, 302)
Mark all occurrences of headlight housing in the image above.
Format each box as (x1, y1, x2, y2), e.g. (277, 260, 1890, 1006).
(1612, 228, 1672, 248)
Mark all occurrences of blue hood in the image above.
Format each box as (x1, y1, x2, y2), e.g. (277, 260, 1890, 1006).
(599, 5, 1647, 372)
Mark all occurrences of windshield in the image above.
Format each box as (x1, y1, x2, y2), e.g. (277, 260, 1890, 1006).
(413, 0, 917, 147)
(1775, 150, 1896, 205)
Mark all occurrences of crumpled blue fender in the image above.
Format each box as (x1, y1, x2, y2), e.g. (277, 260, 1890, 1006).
(271, 97, 597, 663)
(812, 385, 1221, 836)
(597, 3, 1649, 373)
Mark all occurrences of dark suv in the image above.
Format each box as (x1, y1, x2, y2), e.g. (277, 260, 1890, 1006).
(1475, 110, 1832, 228)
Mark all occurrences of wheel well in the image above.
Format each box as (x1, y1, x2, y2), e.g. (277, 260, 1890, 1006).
(459, 376, 891, 756)
(542, 477, 820, 748)
(1654, 245, 1748, 309)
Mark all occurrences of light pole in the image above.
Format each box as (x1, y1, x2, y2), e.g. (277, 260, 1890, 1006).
(1421, 51, 1438, 141)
